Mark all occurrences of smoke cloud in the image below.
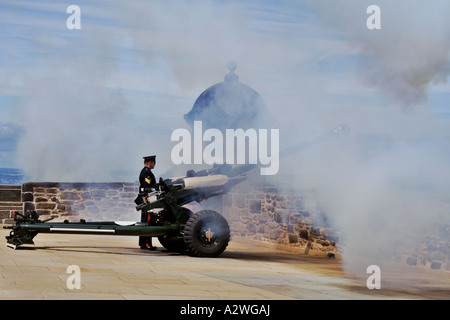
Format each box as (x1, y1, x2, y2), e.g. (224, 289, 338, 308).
(276, 0, 450, 282)
(307, 0, 450, 109)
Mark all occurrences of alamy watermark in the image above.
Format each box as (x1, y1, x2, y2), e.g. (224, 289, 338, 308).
(66, 265, 81, 289)
(171, 121, 279, 175)
(367, 5, 381, 30)
(66, 4, 380, 31)
(366, 265, 381, 289)
(66, 5, 81, 30)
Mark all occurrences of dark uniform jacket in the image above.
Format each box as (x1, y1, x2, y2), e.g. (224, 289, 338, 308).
(134, 167, 156, 206)
(139, 166, 156, 190)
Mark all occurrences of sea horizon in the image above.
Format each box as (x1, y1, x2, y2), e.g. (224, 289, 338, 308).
(0, 167, 139, 185)
(0, 167, 24, 185)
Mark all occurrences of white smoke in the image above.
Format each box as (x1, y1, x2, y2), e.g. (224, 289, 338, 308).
(6, 1, 190, 181)
(275, 0, 450, 282)
(306, 0, 450, 109)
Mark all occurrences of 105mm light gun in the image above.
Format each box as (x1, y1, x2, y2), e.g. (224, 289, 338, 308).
(4, 124, 349, 257)
(4, 163, 257, 257)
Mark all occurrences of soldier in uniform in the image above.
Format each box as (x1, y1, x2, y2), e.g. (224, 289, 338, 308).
(137, 155, 157, 250)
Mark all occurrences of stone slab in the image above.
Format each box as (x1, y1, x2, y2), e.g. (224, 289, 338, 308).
(0, 189, 21, 202)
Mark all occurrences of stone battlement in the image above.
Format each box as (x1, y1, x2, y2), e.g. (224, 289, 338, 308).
(1, 182, 140, 223)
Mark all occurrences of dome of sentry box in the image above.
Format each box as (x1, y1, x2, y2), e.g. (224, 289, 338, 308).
(184, 61, 275, 130)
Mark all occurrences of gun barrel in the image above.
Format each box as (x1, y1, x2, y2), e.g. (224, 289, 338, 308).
(183, 174, 229, 190)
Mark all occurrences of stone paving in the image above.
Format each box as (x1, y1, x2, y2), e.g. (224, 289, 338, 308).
(0, 224, 449, 300)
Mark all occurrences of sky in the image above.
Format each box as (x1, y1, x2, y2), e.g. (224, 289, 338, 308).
(1, 0, 448, 178)
(0, 1, 449, 281)
(0, 1, 450, 175)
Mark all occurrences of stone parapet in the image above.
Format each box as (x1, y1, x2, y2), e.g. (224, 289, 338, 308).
(221, 173, 339, 257)
(0, 185, 23, 221)
(21, 182, 139, 222)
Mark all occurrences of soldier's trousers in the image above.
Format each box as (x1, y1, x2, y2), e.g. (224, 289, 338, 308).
(139, 210, 153, 248)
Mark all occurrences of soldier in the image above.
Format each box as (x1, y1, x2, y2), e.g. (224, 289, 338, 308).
(137, 155, 157, 250)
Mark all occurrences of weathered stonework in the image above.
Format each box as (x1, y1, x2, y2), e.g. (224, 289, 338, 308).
(21, 182, 140, 222)
(405, 222, 450, 270)
(221, 172, 339, 257)
(0, 185, 22, 220)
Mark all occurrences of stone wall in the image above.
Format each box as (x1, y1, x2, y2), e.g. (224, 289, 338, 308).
(21, 182, 140, 222)
(220, 173, 339, 257)
(0, 185, 23, 221)
(1, 179, 339, 257)
(404, 212, 449, 270)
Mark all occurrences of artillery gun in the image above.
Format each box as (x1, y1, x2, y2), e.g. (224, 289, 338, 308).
(4, 163, 256, 257)
(4, 124, 349, 257)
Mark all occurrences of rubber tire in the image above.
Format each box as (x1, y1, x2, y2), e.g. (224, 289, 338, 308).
(157, 207, 193, 253)
(183, 210, 230, 257)
(157, 235, 186, 252)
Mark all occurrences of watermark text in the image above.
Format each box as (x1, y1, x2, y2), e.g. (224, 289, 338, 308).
(66, 5, 81, 30)
(66, 265, 81, 289)
(171, 121, 279, 175)
(367, 5, 381, 30)
(366, 264, 381, 289)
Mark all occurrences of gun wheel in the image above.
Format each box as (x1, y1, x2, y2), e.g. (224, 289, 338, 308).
(157, 235, 186, 252)
(184, 210, 230, 257)
(157, 207, 192, 253)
